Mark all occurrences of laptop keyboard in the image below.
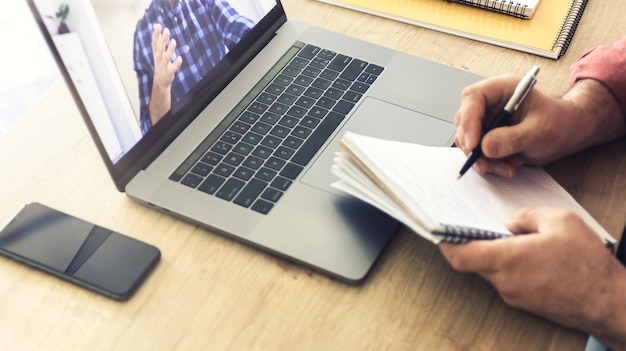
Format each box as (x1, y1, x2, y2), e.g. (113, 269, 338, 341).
(169, 42, 384, 215)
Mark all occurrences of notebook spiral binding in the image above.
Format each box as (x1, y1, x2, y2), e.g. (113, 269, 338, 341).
(437, 224, 511, 244)
(446, 0, 532, 19)
(552, 0, 589, 58)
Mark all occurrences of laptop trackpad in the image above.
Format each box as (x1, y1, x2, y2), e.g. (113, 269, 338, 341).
(301, 97, 456, 193)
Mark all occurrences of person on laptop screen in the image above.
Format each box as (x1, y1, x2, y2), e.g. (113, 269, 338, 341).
(133, 0, 255, 135)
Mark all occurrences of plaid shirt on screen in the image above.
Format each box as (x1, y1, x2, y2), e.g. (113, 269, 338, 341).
(133, 0, 254, 134)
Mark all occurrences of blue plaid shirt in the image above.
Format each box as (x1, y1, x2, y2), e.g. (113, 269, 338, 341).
(134, 0, 254, 135)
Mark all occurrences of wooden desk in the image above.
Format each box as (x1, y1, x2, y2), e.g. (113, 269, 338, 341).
(2, 0, 626, 349)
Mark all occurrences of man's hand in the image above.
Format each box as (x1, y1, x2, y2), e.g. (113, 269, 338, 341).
(149, 23, 183, 125)
(440, 207, 626, 349)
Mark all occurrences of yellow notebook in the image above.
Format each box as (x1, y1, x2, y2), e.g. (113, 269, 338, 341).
(315, 0, 588, 59)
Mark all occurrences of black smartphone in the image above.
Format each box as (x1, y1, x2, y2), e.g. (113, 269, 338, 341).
(0, 202, 160, 301)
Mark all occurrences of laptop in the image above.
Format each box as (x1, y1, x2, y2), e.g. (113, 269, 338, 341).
(27, 0, 482, 282)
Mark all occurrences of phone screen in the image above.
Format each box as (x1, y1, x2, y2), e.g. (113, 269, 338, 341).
(0, 202, 160, 300)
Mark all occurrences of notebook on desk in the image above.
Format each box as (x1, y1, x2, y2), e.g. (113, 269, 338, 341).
(316, 0, 588, 59)
(27, 0, 481, 282)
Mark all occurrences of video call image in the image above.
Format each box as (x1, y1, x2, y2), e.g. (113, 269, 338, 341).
(33, 0, 275, 163)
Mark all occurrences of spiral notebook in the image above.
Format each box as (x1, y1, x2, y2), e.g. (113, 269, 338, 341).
(331, 132, 615, 244)
(315, 0, 588, 59)
(449, 0, 541, 19)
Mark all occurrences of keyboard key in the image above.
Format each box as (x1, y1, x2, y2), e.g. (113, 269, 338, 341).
(269, 125, 290, 138)
(211, 141, 232, 155)
(249, 102, 268, 115)
(261, 135, 282, 149)
(214, 163, 236, 177)
(350, 81, 370, 94)
(302, 66, 321, 77)
(269, 102, 289, 115)
(202, 151, 222, 165)
(251, 199, 274, 214)
(221, 131, 241, 144)
(266, 83, 285, 95)
(230, 121, 251, 134)
(256, 93, 276, 105)
(233, 141, 254, 155)
(328, 54, 351, 72)
(242, 132, 263, 146)
(310, 57, 330, 69)
(316, 97, 336, 109)
(223, 152, 245, 166)
(285, 84, 305, 96)
(280, 162, 304, 180)
(181, 173, 203, 188)
(332, 79, 351, 91)
(274, 74, 293, 86)
(318, 49, 336, 60)
(256, 167, 277, 182)
(240, 111, 260, 124)
(365, 64, 384, 75)
(291, 112, 345, 166)
(298, 44, 320, 59)
(295, 96, 315, 108)
(283, 65, 301, 77)
(283, 136, 304, 149)
(234, 179, 267, 208)
(340, 59, 368, 81)
(291, 57, 309, 68)
(292, 126, 313, 139)
(243, 155, 263, 170)
(274, 146, 295, 160)
(252, 145, 273, 159)
(295, 75, 313, 86)
(191, 162, 212, 177)
(265, 156, 286, 171)
(233, 166, 254, 181)
(333, 100, 355, 115)
(277, 93, 297, 105)
(251, 121, 272, 135)
(198, 174, 225, 195)
(320, 69, 339, 80)
(343, 90, 363, 103)
(261, 112, 281, 125)
(286, 106, 306, 119)
(216, 178, 245, 201)
(308, 107, 328, 119)
(270, 176, 292, 191)
(261, 187, 283, 202)
(300, 116, 320, 129)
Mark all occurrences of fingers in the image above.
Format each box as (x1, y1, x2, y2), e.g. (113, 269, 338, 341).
(454, 75, 518, 153)
(439, 240, 504, 273)
(152, 24, 182, 66)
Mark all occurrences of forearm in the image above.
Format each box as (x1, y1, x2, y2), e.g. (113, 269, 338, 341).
(560, 79, 626, 151)
(585, 260, 626, 351)
(148, 82, 172, 125)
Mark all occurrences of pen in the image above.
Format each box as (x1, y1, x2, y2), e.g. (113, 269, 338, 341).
(457, 65, 540, 179)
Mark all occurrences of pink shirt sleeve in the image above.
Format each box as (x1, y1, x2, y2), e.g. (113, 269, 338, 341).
(570, 36, 626, 116)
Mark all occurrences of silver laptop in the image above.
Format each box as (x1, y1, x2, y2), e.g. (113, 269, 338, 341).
(27, 0, 481, 282)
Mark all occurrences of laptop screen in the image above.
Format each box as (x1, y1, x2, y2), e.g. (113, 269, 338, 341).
(28, 0, 281, 188)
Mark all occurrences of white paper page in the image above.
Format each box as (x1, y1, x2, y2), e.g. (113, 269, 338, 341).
(338, 132, 614, 243)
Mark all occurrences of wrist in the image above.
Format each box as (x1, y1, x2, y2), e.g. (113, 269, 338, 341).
(561, 79, 626, 150)
(584, 258, 626, 350)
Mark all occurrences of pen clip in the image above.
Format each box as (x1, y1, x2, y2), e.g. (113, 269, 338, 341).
(505, 65, 539, 112)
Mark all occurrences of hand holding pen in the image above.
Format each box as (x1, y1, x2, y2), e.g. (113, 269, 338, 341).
(457, 66, 540, 179)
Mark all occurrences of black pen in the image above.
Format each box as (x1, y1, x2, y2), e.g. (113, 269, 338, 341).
(457, 65, 540, 179)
